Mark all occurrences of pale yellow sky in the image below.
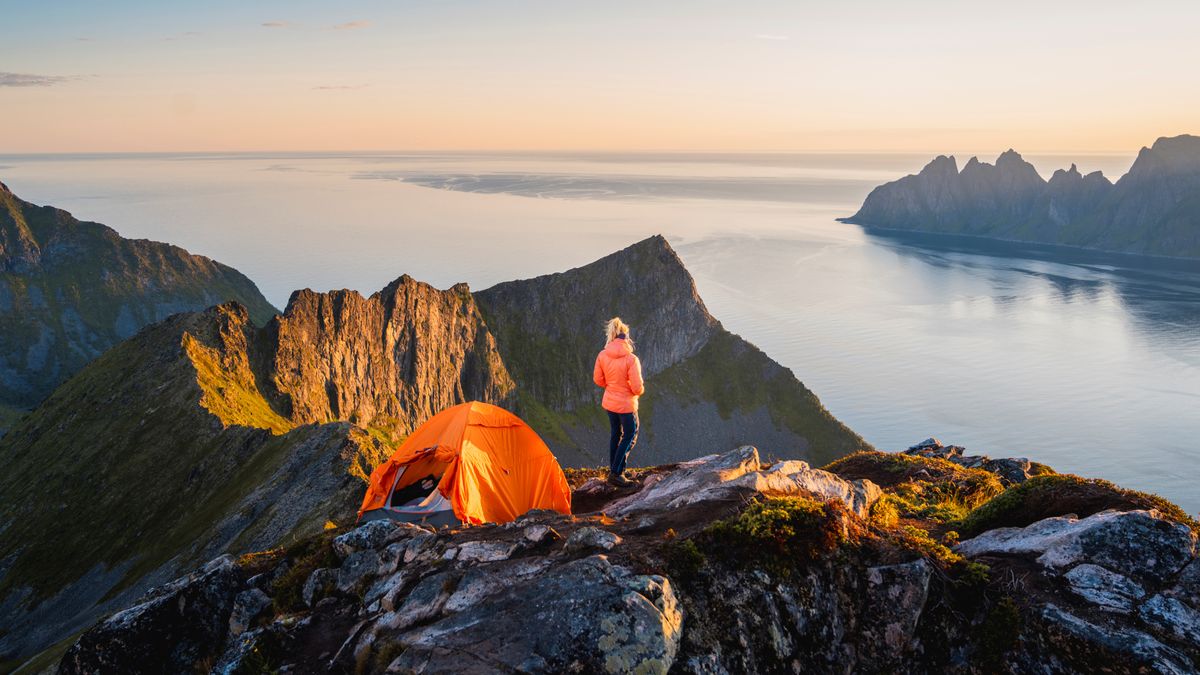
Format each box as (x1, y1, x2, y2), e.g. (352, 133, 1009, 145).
(2, 1, 1198, 154)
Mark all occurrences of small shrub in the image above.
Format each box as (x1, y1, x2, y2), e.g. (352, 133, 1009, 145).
(824, 451, 1003, 521)
(870, 496, 900, 529)
(897, 525, 964, 567)
(664, 538, 706, 584)
(700, 496, 849, 572)
(977, 596, 1021, 665)
(958, 474, 1198, 538)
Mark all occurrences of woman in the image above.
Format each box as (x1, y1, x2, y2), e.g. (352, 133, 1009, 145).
(593, 317, 645, 487)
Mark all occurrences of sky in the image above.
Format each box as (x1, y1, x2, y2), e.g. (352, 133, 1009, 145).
(1, 0, 1198, 154)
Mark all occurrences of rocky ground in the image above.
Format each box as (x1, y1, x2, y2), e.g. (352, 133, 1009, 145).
(51, 441, 1199, 674)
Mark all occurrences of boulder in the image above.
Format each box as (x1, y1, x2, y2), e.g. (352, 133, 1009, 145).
(337, 549, 382, 592)
(742, 460, 882, 519)
(982, 457, 1034, 484)
(333, 520, 411, 558)
(228, 588, 272, 635)
(609, 447, 881, 519)
(385, 556, 682, 674)
(956, 510, 1196, 584)
(523, 523, 557, 544)
(456, 540, 518, 563)
(374, 571, 458, 632)
(302, 568, 338, 608)
(860, 560, 932, 653)
(1036, 603, 1193, 674)
(1063, 564, 1145, 613)
(59, 556, 240, 674)
(1165, 559, 1200, 610)
(609, 447, 761, 516)
(565, 527, 623, 552)
(1139, 594, 1200, 644)
(444, 559, 553, 613)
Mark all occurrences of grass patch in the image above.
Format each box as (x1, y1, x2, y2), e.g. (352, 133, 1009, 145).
(958, 474, 1198, 538)
(826, 451, 1004, 522)
(0, 403, 27, 434)
(697, 496, 851, 573)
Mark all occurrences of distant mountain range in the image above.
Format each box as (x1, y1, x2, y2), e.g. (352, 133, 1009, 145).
(0, 181, 277, 431)
(841, 134, 1200, 258)
(0, 225, 867, 663)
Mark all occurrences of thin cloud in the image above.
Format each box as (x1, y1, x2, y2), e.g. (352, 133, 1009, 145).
(332, 20, 371, 30)
(754, 34, 790, 41)
(262, 21, 294, 28)
(0, 72, 73, 87)
(313, 84, 370, 91)
(163, 31, 202, 41)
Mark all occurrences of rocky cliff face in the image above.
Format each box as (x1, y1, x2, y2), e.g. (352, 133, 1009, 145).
(0, 181, 278, 428)
(54, 442, 1200, 674)
(269, 276, 514, 434)
(843, 134, 1200, 258)
(477, 235, 868, 468)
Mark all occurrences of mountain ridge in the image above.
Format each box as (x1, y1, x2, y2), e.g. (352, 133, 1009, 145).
(842, 134, 1200, 258)
(0, 235, 866, 665)
(0, 181, 278, 429)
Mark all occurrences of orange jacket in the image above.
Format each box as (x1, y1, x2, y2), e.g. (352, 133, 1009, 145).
(593, 338, 645, 413)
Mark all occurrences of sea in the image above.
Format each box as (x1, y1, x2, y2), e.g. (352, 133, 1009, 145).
(2, 150, 1197, 514)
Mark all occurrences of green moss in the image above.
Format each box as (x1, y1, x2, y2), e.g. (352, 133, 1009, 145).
(958, 473, 1198, 538)
(663, 538, 707, 584)
(699, 496, 848, 573)
(270, 530, 341, 614)
(826, 451, 1004, 522)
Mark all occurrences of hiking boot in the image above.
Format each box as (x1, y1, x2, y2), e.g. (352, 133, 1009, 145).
(607, 472, 635, 488)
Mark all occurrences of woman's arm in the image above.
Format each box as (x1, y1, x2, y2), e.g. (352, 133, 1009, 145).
(593, 354, 607, 388)
(627, 355, 645, 396)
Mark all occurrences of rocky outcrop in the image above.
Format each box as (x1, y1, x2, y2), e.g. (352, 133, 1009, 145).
(476, 235, 869, 467)
(0, 180, 277, 423)
(57, 446, 1199, 674)
(955, 508, 1199, 672)
(905, 436, 1040, 484)
(843, 134, 1200, 258)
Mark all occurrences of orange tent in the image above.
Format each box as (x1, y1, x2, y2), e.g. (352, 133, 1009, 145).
(357, 401, 572, 526)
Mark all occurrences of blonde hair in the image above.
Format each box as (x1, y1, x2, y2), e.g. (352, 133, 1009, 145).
(605, 317, 632, 345)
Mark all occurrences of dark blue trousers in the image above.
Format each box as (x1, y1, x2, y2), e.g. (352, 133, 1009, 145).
(607, 410, 639, 476)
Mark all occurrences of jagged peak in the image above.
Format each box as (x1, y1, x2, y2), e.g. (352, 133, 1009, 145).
(995, 148, 1027, 165)
(0, 179, 11, 195)
(919, 155, 958, 176)
(1049, 163, 1083, 184)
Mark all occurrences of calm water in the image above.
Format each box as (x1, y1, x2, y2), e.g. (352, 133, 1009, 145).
(2, 151, 1197, 513)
